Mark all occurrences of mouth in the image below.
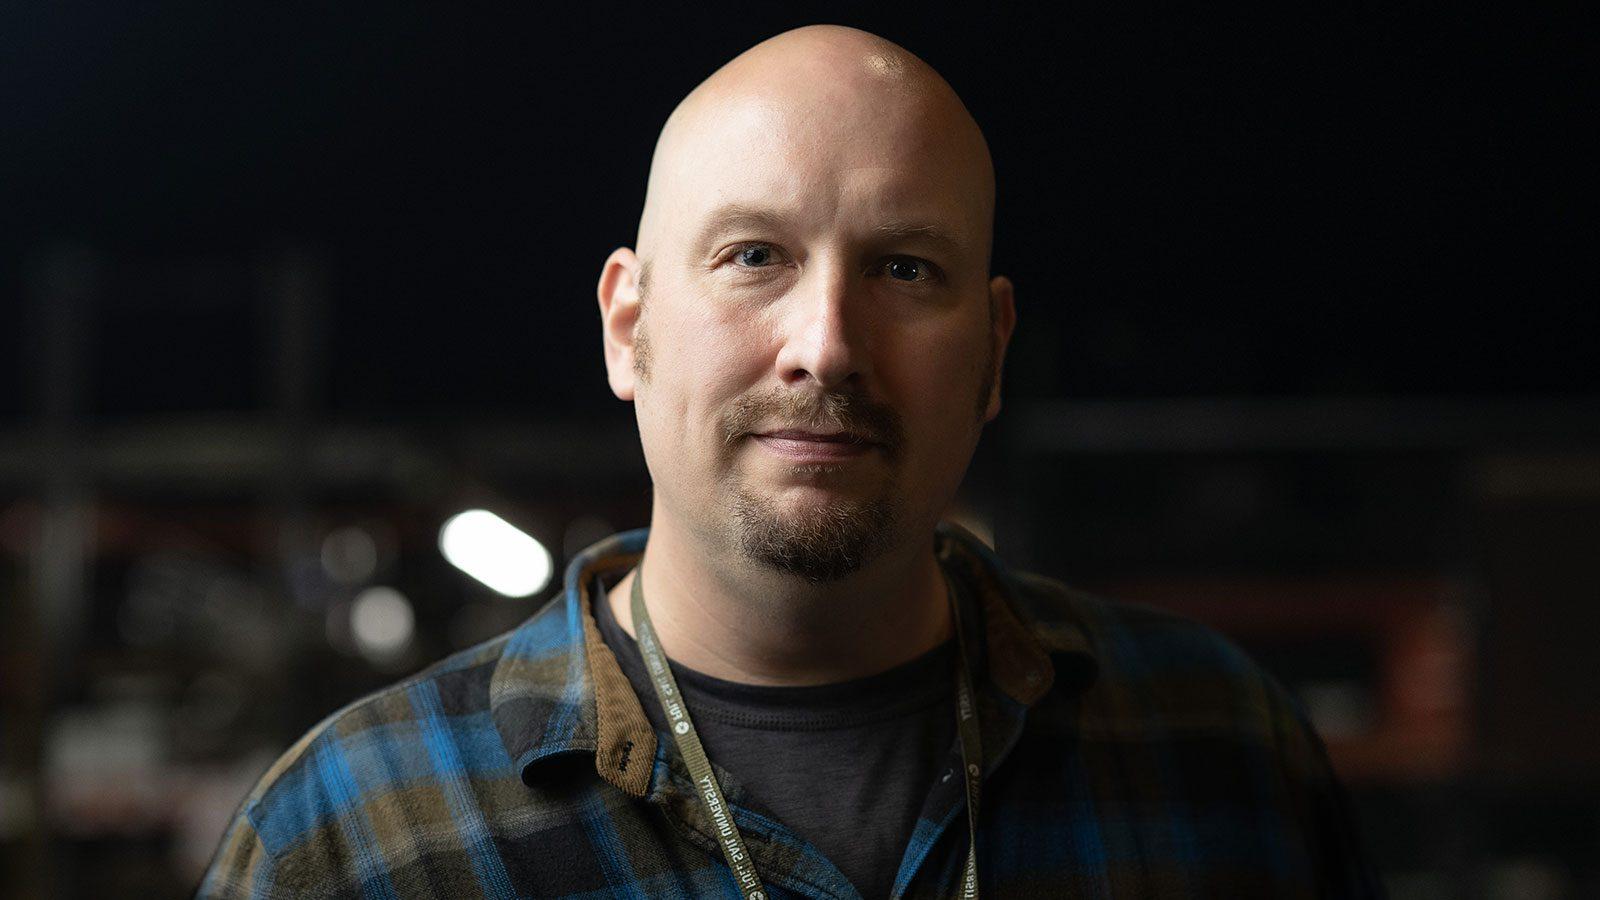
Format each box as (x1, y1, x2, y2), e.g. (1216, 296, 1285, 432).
(756, 429, 872, 444)
(749, 429, 877, 462)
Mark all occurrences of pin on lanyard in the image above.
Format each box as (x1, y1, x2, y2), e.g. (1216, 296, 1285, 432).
(629, 564, 984, 900)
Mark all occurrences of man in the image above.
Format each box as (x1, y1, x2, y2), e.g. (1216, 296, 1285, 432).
(201, 25, 1380, 899)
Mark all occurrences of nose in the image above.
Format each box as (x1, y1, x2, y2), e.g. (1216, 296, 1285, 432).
(772, 264, 870, 391)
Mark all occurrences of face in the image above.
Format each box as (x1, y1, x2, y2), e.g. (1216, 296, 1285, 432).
(604, 84, 1013, 582)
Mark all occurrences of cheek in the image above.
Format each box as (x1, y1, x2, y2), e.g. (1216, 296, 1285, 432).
(885, 327, 991, 451)
(648, 305, 772, 422)
(894, 323, 988, 399)
(694, 298, 784, 378)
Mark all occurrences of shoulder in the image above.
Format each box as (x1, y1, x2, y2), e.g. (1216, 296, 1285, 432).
(225, 629, 517, 867)
(1011, 570, 1257, 673)
(938, 523, 1291, 731)
(1004, 568, 1306, 742)
(200, 588, 602, 897)
(994, 572, 1382, 894)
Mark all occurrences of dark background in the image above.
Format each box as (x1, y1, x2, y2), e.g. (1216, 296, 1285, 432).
(1, 4, 1594, 898)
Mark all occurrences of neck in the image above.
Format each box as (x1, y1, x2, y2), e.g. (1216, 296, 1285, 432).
(606, 514, 952, 686)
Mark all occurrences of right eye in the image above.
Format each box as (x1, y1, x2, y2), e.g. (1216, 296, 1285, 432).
(733, 244, 776, 267)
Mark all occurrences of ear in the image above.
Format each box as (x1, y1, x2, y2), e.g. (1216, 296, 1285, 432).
(983, 275, 1017, 423)
(597, 247, 643, 401)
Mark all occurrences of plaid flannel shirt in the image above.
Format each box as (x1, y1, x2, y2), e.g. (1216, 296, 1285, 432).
(200, 523, 1381, 898)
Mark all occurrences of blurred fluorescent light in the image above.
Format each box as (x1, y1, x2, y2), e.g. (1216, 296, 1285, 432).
(439, 509, 553, 598)
(351, 586, 414, 660)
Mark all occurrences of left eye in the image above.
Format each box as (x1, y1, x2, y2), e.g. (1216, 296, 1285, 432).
(885, 258, 927, 282)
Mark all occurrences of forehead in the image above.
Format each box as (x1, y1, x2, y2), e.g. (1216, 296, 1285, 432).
(655, 91, 990, 251)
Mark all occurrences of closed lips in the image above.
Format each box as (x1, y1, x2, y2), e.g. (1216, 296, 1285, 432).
(758, 430, 867, 442)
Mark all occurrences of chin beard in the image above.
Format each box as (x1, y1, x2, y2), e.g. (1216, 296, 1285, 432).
(728, 488, 900, 584)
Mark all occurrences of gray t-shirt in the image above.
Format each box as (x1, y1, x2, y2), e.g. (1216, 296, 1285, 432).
(592, 575, 958, 900)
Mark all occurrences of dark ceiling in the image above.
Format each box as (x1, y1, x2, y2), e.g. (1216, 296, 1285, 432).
(1, 4, 1591, 422)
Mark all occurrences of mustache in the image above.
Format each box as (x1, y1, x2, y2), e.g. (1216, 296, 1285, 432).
(720, 387, 905, 460)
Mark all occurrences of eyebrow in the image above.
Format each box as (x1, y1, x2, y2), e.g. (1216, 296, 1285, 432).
(690, 203, 967, 258)
(872, 220, 964, 256)
(691, 204, 791, 257)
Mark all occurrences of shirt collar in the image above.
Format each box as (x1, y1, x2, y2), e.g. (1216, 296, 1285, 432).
(489, 523, 1099, 797)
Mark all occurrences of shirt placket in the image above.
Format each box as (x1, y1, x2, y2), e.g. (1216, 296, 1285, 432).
(645, 745, 863, 900)
(886, 679, 1035, 900)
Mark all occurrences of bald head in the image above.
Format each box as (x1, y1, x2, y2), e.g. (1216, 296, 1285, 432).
(635, 25, 996, 270)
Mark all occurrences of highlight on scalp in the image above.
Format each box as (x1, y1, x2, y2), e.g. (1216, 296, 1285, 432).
(632, 24, 996, 269)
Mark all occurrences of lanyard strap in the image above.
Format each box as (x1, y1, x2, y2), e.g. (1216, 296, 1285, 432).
(630, 564, 984, 899)
(631, 569, 767, 900)
(947, 568, 983, 900)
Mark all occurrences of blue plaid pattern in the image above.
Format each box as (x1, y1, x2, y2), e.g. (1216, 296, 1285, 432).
(199, 523, 1382, 898)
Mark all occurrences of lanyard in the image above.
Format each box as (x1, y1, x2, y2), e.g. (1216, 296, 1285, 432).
(629, 564, 984, 900)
